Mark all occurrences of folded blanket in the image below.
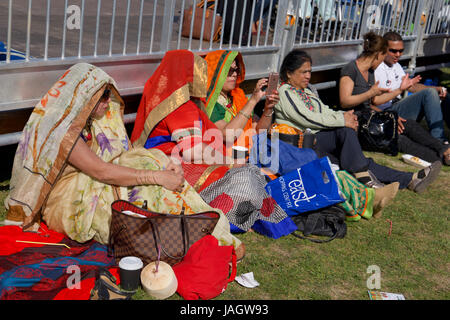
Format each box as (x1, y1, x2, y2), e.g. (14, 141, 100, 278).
(0, 224, 115, 300)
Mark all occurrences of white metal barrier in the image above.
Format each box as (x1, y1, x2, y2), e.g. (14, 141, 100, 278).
(0, 0, 449, 146)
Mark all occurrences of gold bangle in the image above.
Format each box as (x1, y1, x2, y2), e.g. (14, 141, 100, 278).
(238, 110, 251, 120)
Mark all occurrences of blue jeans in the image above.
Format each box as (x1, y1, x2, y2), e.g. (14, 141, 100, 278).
(387, 88, 446, 142)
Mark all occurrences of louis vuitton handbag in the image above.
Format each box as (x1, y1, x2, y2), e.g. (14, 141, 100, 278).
(108, 200, 220, 266)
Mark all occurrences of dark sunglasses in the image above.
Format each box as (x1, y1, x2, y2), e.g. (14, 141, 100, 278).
(101, 88, 111, 101)
(227, 66, 240, 77)
(388, 48, 404, 54)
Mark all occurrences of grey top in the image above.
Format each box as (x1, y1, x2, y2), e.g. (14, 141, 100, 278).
(340, 60, 375, 111)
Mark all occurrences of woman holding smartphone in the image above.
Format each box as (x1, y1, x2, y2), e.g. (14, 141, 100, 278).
(204, 50, 279, 150)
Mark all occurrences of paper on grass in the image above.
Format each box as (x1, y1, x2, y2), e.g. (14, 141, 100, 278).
(368, 291, 405, 300)
(235, 272, 260, 288)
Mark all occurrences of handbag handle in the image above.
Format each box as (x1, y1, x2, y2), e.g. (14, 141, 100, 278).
(150, 207, 190, 261)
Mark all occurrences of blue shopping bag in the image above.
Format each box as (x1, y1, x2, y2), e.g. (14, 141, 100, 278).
(265, 157, 344, 216)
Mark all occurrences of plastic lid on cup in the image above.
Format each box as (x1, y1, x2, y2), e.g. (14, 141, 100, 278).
(119, 256, 144, 270)
(231, 146, 248, 152)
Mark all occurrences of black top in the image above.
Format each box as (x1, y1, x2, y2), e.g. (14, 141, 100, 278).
(340, 60, 375, 111)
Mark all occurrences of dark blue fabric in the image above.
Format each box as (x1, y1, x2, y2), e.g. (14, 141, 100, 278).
(229, 218, 298, 239)
(144, 135, 172, 149)
(250, 217, 297, 239)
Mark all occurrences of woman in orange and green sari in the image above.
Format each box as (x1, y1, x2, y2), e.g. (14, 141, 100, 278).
(204, 50, 318, 177)
(131, 50, 297, 239)
(204, 50, 275, 153)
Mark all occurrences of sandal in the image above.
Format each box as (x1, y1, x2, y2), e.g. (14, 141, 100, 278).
(354, 170, 385, 189)
(90, 268, 133, 300)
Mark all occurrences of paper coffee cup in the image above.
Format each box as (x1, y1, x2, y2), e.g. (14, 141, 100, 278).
(119, 256, 143, 292)
(232, 146, 249, 159)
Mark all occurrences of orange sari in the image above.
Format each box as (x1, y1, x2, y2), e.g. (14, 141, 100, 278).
(204, 50, 254, 151)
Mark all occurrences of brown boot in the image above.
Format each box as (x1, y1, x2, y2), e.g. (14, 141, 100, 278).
(372, 182, 400, 218)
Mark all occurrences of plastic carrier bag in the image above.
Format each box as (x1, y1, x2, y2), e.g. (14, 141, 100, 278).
(265, 157, 344, 216)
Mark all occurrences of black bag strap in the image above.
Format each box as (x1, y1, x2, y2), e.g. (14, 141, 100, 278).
(303, 212, 320, 236)
(292, 227, 339, 243)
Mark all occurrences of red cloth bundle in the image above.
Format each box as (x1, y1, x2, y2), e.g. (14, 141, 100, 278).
(172, 235, 236, 300)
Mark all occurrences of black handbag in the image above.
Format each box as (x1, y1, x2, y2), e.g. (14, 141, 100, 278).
(291, 205, 347, 243)
(357, 109, 399, 156)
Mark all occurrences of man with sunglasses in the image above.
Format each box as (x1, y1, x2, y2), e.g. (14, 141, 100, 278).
(374, 31, 448, 143)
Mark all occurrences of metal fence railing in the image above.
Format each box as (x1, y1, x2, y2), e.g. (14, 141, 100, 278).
(2, 1, 448, 64)
(0, 0, 449, 146)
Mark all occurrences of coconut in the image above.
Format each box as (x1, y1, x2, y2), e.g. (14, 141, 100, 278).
(140, 261, 178, 300)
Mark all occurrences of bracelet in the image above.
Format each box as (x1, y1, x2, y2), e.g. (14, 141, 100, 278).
(263, 109, 274, 117)
(136, 170, 156, 185)
(238, 110, 251, 120)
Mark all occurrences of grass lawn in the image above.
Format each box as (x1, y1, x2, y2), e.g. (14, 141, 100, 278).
(1, 150, 448, 300)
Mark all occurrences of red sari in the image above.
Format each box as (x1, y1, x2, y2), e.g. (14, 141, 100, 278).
(130, 50, 230, 192)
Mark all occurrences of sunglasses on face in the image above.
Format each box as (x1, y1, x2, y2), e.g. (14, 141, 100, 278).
(227, 66, 240, 77)
(389, 48, 404, 54)
(101, 88, 111, 101)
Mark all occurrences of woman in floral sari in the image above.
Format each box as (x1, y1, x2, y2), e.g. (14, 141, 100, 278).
(4, 63, 240, 251)
(131, 50, 296, 239)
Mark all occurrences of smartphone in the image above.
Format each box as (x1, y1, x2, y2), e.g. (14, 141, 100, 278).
(266, 72, 279, 96)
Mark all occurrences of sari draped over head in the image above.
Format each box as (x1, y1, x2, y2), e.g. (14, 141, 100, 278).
(6, 63, 114, 230)
(131, 50, 297, 239)
(130, 50, 229, 192)
(5, 63, 239, 248)
(204, 50, 254, 150)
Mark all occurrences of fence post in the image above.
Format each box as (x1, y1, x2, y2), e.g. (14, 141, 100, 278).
(273, 0, 297, 72)
(159, 0, 177, 53)
(407, 0, 427, 75)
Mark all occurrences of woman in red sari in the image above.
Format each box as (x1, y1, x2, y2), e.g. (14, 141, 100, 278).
(131, 50, 297, 239)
